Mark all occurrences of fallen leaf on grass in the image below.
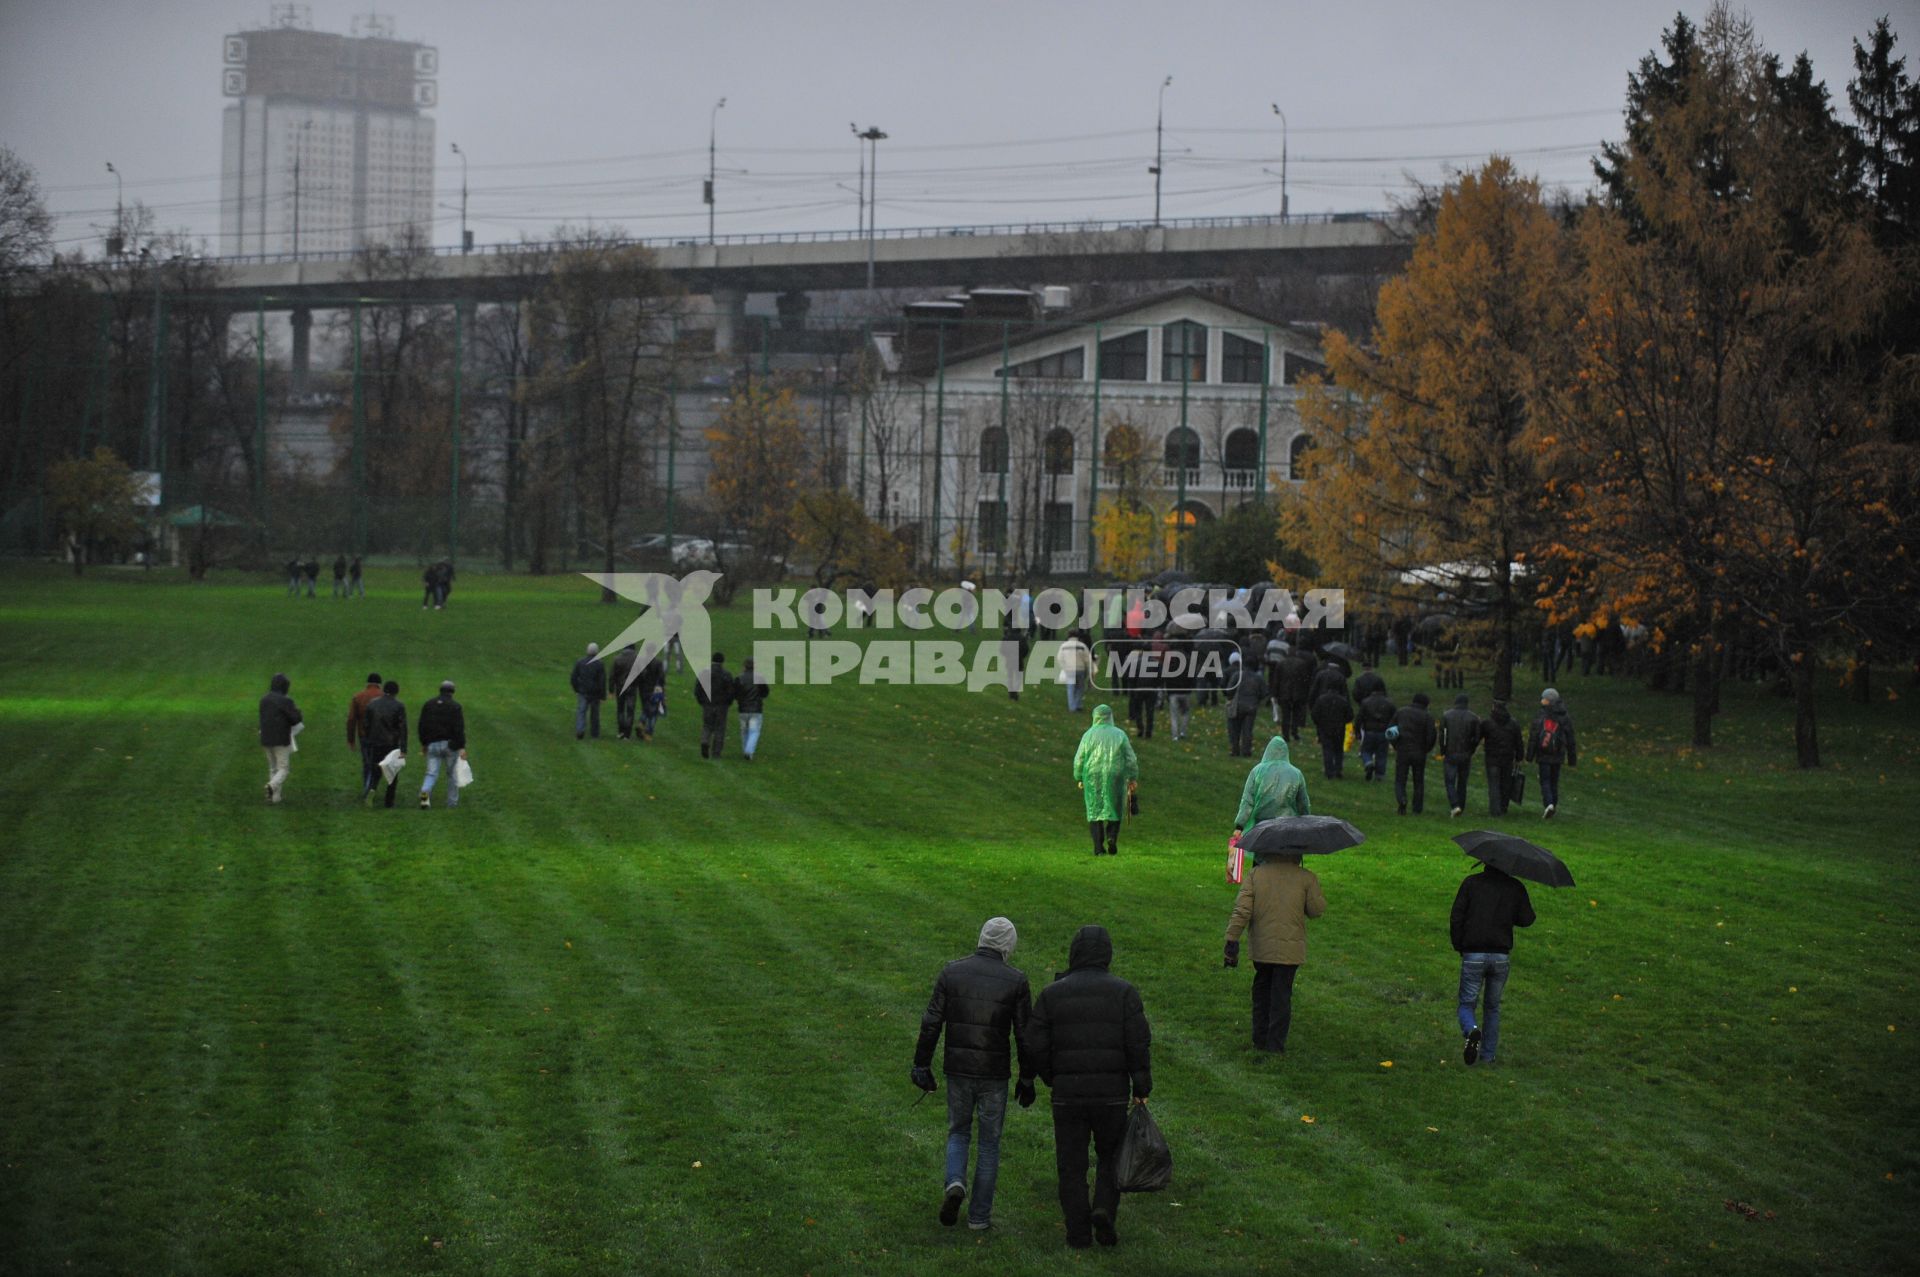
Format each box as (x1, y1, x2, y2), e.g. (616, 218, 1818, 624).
(1379, 1061, 1393, 1068)
(692, 1160, 703, 1169)
(1300, 1115, 1315, 1124)
(1425, 1126, 1439, 1132)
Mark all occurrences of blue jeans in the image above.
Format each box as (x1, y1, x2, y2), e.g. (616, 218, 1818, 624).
(575, 694, 601, 738)
(420, 740, 459, 806)
(1444, 759, 1469, 810)
(740, 713, 763, 758)
(943, 1075, 1007, 1227)
(1456, 952, 1512, 1062)
(1538, 761, 1562, 809)
(1066, 673, 1086, 712)
(1360, 730, 1388, 779)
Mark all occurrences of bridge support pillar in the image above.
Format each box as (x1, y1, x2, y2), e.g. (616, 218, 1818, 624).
(710, 289, 747, 354)
(289, 306, 313, 396)
(775, 289, 811, 333)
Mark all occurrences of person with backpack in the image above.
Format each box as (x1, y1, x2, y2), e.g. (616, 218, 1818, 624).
(1439, 692, 1483, 818)
(1526, 688, 1578, 818)
(1482, 700, 1525, 816)
(911, 916, 1036, 1233)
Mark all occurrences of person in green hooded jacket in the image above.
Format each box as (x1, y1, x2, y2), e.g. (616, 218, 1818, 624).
(1231, 735, 1311, 843)
(1074, 704, 1140, 856)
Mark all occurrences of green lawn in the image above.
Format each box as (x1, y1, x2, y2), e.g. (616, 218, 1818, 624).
(1, 565, 1915, 1275)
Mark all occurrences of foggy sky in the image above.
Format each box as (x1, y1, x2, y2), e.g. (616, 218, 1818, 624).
(1, 0, 1909, 257)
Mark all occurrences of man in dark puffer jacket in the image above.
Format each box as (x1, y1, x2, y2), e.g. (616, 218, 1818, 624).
(912, 916, 1034, 1232)
(1028, 925, 1152, 1249)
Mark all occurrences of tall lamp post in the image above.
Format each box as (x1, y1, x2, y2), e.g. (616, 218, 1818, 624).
(1269, 103, 1289, 221)
(293, 119, 313, 256)
(1151, 76, 1171, 225)
(706, 97, 726, 245)
(849, 123, 865, 242)
(450, 141, 469, 253)
(856, 125, 887, 292)
(105, 162, 124, 256)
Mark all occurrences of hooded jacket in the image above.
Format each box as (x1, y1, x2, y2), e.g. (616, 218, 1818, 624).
(1234, 736, 1311, 830)
(1483, 704, 1524, 768)
(1450, 866, 1536, 953)
(1527, 703, 1578, 766)
(258, 674, 302, 747)
(1073, 705, 1140, 822)
(914, 948, 1034, 1082)
(1225, 858, 1327, 965)
(1027, 926, 1152, 1106)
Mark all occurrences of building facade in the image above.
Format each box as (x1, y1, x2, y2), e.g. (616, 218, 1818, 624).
(219, 14, 437, 256)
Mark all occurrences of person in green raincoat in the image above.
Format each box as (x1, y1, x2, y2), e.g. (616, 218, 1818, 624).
(1074, 704, 1140, 856)
(1231, 735, 1310, 843)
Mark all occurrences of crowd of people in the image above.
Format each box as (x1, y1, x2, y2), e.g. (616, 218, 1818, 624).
(257, 670, 467, 809)
(283, 555, 364, 598)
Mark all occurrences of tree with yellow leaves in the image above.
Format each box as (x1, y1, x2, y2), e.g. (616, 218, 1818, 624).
(705, 381, 809, 575)
(1292, 157, 1571, 700)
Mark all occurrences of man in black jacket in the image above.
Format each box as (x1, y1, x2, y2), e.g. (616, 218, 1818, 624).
(1527, 688, 1578, 818)
(1439, 693, 1482, 818)
(362, 680, 407, 807)
(693, 651, 737, 758)
(571, 643, 606, 740)
(611, 644, 641, 740)
(1482, 700, 1525, 815)
(1275, 649, 1315, 743)
(416, 680, 467, 809)
(1352, 663, 1387, 704)
(1355, 686, 1396, 783)
(1390, 691, 1437, 813)
(1028, 925, 1152, 1250)
(1309, 686, 1352, 780)
(1225, 653, 1266, 758)
(301, 556, 319, 598)
(331, 554, 348, 598)
(912, 916, 1035, 1232)
(258, 672, 303, 804)
(734, 657, 770, 761)
(1450, 863, 1536, 1066)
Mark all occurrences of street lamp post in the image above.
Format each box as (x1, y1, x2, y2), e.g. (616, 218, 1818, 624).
(293, 119, 313, 256)
(105, 162, 123, 256)
(706, 97, 726, 245)
(1151, 76, 1171, 225)
(450, 141, 469, 253)
(856, 125, 887, 292)
(1270, 103, 1289, 221)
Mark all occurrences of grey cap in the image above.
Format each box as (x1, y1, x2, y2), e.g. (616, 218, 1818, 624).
(978, 916, 1017, 957)
(1541, 687, 1561, 704)
(586, 642, 600, 656)
(440, 680, 456, 693)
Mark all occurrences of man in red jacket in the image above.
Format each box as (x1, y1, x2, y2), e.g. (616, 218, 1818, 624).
(346, 673, 383, 798)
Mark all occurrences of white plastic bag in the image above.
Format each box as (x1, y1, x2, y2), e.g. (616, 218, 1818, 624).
(454, 757, 474, 788)
(379, 748, 406, 784)
(289, 721, 306, 753)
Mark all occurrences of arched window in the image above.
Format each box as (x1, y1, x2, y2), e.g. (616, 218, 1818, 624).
(1224, 428, 1260, 470)
(1163, 426, 1201, 471)
(1044, 428, 1075, 475)
(979, 426, 1009, 474)
(1162, 320, 1207, 383)
(1288, 432, 1314, 480)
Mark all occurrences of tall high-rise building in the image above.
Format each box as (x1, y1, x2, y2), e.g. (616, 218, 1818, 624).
(219, 9, 437, 256)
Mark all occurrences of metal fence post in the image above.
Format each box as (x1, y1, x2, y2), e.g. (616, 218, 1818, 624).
(351, 302, 366, 554)
(449, 299, 464, 564)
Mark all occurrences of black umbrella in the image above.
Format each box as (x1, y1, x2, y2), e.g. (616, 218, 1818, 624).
(1416, 613, 1455, 638)
(1452, 830, 1575, 887)
(1321, 641, 1362, 670)
(1195, 626, 1235, 643)
(1238, 815, 1368, 858)
(1151, 568, 1196, 587)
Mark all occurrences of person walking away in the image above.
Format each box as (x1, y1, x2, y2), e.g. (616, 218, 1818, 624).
(346, 671, 383, 799)
(1165, 633, 1194, 742)
(1223, 850, 1326, 1052)
(348, 555, 364, 597)
(1126, 637, 1158, 739)
(1263, 632, 1288, 724)
(285, 556, 302, 597)
(1353, 663, 1387, 704)
(1073, 705, 1139, 856)
(1231, 736, 1310, 847)
(1001, 616, 1029, 701)
(636, 654, 666, 741)
(1390, 691, 1438, 814)
(259, 672, 303, 803)
(1526, 688, 1578, 818)
(611, 644, 640, 740)
(1483, 700, 1524, 816)
(1355, 685, 1397, 783)
(1027, 925, 1151, 1249)
(436, 561, 454, 608)
(417, 680, 466, 808)
(301, 557, 319, 598)
(911, 916, 1036, 1232)
(571, 643, 607, 740)
(1057, 629, 1092, 713)
(1309, 684, 1352, 780)
(1308, 657, 1349, 707)
(734, 657, 770, 761)
(1439, 693, 1482, 818)
(1451, 862, 1535, 1066)
(1225, 650, 1267, 757)
(362, 680, 407, 808)
(1276, 647, 1314, 743)
(694, 650, 737, 758)
(331, 554, 347, 598)
(423, 564, 439, 610)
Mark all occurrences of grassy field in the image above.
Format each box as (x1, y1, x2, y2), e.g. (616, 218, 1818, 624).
(1, 564, 1916, 1275)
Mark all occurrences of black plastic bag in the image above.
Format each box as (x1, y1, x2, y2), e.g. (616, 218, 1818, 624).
(1509, 772, 1526, 805)
(1115, 1102, 1172, 1193)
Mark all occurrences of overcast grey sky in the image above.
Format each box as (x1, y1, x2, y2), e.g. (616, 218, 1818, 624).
(2, 0, 1911, 255)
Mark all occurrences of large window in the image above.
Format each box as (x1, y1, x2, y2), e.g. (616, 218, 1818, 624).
(1288, 432, 1314, 479)
(1225, 428, 1261, 470)
(996, 347, 1085, 379)
(1164, 426, 1201, 471)
(979, 426, 1009, 474)
(1043, 502, 1075, 555)
(977, 500, 1007, 553)
(1284, 351, 1328, 385)
(1222, 332, 1267, 384)
(1044, 428, 1075, 476)
(1098, 330, 1149, 381)
(1162, 320, 1207, 383)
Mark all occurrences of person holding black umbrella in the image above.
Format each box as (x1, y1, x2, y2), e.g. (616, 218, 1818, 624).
(1450, 865, 1535, 1066)
(1223, 843, 1328, 1054)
